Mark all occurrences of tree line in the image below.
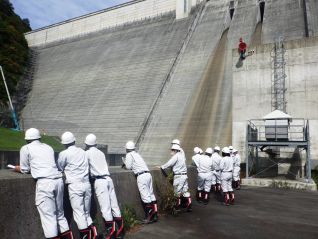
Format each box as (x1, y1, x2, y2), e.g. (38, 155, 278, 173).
(0, 0, 31, 127)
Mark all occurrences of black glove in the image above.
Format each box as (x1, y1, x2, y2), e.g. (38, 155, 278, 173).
(160, 167, 168, 177)
(121, 163, 126, 169)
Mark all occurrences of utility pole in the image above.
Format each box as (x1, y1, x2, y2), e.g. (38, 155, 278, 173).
(0, 65, 20, 130)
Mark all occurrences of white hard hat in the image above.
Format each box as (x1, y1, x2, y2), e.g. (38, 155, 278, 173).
(205, 147, 213, 154)
(171, 144, 181, 151)
(61, 131, 76, 144)
(171, 139, 180, 145)
(229, 145, 234, 151)
(125, 141, 135, 150)
(222, 147, 230, 154)
(25, 128, 41, 140)
(233, 148, 238, 153)
(214, 146, 221, 151)
(193, 147, 201, 154)
(85, 134, 97, 146)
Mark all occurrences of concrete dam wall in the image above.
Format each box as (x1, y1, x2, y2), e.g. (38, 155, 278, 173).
(22, 13, 195, 155)
(20, 0, 318, 165)
(24, 0, 204, 47)
(3, 0, 318, 238)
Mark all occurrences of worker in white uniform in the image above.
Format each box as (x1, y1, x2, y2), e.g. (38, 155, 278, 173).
(192, 147, 202, 166)
(85, 134, 124, 238)
(160, 144, 192, 211)
(170, 139, 193, 209)
(211, 146, 222, 193)
(171, 139, 185, 158)
(122, 141, 158, 224)
(232, 148, 241, 190)
(192, 147, 203, 202)
(220, 147, 235, 206)
(57, 132, 96, 239)
(196, 148, 213, 204)
(10, 128, 73, 239)
(229, 145, 234, 156)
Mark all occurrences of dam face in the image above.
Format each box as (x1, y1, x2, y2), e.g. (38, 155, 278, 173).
(20, 0, 318, 166)
(2, 1, 318, 238)
(179, 29, 232, 158)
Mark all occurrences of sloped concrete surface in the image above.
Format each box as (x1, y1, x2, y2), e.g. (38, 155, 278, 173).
(139, 0, 232, 164)
(22, 14, 193, 155)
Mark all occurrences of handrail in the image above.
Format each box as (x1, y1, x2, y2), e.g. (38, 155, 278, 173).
(247, 118, 307, 142)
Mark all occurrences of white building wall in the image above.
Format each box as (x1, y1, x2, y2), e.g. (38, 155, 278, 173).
(25, 0, 203, 47)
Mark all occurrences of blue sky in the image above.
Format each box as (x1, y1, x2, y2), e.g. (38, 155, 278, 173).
(11, 0, 130, 30)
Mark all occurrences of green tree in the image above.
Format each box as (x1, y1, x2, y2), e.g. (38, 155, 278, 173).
(0, 0, 31, 120)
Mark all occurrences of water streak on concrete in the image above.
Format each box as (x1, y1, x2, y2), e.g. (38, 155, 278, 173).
(180, 30, 231, 156)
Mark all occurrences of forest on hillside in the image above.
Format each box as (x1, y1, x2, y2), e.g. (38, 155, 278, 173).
(0, 0, 31, 126)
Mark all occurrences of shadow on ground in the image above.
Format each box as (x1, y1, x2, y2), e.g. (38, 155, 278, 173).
(127, 187, 318, 239)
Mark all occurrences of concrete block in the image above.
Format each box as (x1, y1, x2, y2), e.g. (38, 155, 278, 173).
(242, 178, 317, 191)
(304, 0, 318, 37)
(0, 166, 197, 239)
(176, 0, 192, 20)
(262, 0, 306, 44)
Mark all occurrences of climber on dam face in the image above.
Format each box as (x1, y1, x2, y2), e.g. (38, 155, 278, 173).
(238, 37, 247, 60)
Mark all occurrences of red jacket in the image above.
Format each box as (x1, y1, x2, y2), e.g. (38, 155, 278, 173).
(239, 42, 247, 51)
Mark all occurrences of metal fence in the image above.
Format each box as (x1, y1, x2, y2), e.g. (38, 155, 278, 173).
(247, 118, 309, 142)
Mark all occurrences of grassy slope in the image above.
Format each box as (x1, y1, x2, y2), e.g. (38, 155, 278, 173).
(312, 169, 318, 186)
(0, 128, 64, 152)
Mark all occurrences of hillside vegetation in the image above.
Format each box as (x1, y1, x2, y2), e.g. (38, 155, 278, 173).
(0, 0, 31, 126)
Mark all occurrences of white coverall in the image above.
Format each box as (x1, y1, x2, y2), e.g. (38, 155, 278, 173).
(85, 147, 121, 221)
(211, 152, 222, 185)
(58, 145, 93, 230)
(180, 148, 186, 159)
(192, 154, 213, 192)
(161, 152, 190, 197)
(233, 154, 241, 181)
(192, 153, 201, 168)
(220, 156, 234, 193)
(123, 151, 156, 203)
(20, 140, 69, 238)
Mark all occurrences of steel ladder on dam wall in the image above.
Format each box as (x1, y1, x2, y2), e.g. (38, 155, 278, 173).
(135, 0, 208, 147)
